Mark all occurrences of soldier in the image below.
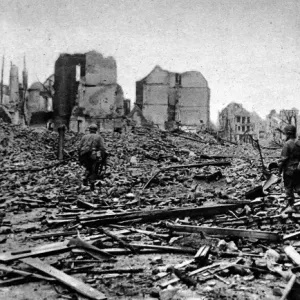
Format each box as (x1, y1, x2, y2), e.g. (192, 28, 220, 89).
(278, 125, 300, 209)
(78, 124, 107, 191)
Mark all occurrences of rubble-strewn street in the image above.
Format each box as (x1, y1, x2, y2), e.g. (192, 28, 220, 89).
(2, 120, 300, 300)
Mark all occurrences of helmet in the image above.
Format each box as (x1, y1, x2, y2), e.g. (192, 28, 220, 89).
(89, 124, 98, 131)
(283, 125, 296, 135)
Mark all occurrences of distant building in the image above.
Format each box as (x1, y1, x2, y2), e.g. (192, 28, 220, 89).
(0, 64, 23, 124)
(26, 78, 54, 128)
(218, 102, 254, 142)
(136, 65, 210, 130)
(250, 111, 267, 139)
(1, 85, 10, 106)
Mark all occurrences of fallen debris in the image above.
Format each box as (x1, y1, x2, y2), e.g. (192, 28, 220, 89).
(166, 222, 281, 241)
(22, 257, 107, 300)
(279, 274, 297, 300)
(143, 161, 231, 189)
(0, 120, 292, 299)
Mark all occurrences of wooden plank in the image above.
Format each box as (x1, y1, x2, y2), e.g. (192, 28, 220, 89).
(22, 258, 106, 300)
(194, 245, 210, 261)
(81, 204, 251, 227)
(130, 243, 196, 254)
(284, 246, 300, 266)
(29, 231, 78, 240)
(101, 228, 138, 254)
(0, 264, 55, 281)
(68, 236, 112, 258)
(283, 231, 300, 241)
(0, 235, 107, 262)
(0, 241, 72, 262)
(166, 222, 280, 241)
(72, 248, 165, 255)
(0, 276, 28, 287)
(280, 274, 297, 300)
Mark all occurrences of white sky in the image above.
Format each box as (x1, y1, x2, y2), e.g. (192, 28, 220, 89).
(1, 0, 300, 122)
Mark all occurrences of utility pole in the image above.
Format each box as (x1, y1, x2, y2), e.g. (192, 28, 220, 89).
(0, 55, 4, 104)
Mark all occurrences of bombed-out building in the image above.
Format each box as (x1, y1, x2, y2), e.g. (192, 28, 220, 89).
(0, 62, 27, 125)
(25, 76, 54, 128)
(136, 65, 210, 130)
(53, 51, 125, 133)
(218, 102, 254, 142)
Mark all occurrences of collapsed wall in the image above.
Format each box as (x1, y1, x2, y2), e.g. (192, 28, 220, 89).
(53, 51, 124, 132)
(53, 54, 86, 127)
(136, 65, 210, 130)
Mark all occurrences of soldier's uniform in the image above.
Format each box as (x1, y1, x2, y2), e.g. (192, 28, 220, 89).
(78, 124, 106, 190)
(278, 125, 300, 206)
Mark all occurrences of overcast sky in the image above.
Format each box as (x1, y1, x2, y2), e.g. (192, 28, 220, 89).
(1, 0, 299, 122)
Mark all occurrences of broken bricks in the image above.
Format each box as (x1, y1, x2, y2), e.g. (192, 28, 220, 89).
(0, 119, 299, 300)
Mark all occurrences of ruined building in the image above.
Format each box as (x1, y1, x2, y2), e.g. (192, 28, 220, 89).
(218, 102, 254, 142)
(136, 65, 210, 129)
(0, 61, 27, 125)
(53, 51, 124, 133)
(26, 75, 54, 128)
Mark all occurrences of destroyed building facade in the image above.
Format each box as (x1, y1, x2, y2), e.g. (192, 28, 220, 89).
(0, 57, 55, 128)
(0, 62, 27, 125)
(53, 51, 124, 133)
(218, 102, 255, 142)
(26, 76, 54, 128)
(136, 65, 210, 130)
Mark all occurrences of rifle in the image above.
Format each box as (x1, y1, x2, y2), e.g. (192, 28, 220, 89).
(248, 135, 270, 179)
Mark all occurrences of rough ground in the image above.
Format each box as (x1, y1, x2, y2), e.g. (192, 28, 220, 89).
(1, 120, 300, 300)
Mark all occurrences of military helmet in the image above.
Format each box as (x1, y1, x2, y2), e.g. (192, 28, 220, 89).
(283, 125, 296, 135)
(89, 123, 98, 131)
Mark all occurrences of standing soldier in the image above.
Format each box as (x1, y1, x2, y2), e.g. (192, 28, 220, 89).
(278, 125, 300, 210)
(78, 124, 107, 191)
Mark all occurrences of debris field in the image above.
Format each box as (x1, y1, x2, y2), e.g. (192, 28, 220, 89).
(1, 120, 300, 300)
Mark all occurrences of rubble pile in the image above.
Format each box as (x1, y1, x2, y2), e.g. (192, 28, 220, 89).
(2, 121, 300, 300)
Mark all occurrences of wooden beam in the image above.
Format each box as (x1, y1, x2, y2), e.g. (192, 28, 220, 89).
(0, 241, 72, 262)
(283, 231, 300, 241)
(22, 258, 106, 300)
(68, 236, 112, 258)
(280, 274, 297, 300)
(0, 264, 55, 281)
(284, 246, 300, 266)
(130, 243, 195, 254)
(81, 203, 250, 227)
(101, 228, 138, 254)
(166, 222, 280, 242)
(0, 276, 31, 287)
(0, 235, 109, 262)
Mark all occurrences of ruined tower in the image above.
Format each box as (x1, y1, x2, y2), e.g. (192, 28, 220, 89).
(9, 64, 19, 104)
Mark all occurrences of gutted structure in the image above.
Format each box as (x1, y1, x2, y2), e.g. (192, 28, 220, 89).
(53, 53, 86, 128)
(136, 65, 210, 129)
(218, 102, 254, 142)
(53, 51, 124, 133)
(26, 79, 53, 128)
(0, 62, 27, 125)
